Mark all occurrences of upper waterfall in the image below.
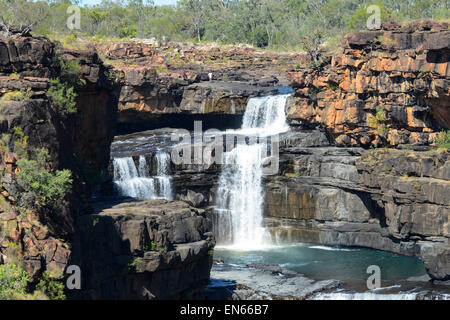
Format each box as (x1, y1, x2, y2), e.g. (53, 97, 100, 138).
(242, 94, 290, 134)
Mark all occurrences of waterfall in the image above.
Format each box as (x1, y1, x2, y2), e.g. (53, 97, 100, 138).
(214, 94, 290, 249)
(242, 94, 290, 133)
(155, 152, 173, 200)
(113, 153, 173, 200)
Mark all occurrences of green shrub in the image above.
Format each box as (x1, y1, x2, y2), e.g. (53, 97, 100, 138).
(0, 89, 32, 104)
(47, 79, 77, 116)
(35, 271, 66, 300)
(60, 59, 85, 87)
(16, 155, 72, 207)
(13, 127, 28, 157)
(61, 34, 78, 48)
(369, 106, 388, 136)
(13, 130, 72, 208)
(436, 130, 450, 150)
(377, 35, 397, 48)
(9, 72, 20, 79)
(0, 264, 29, 300)
(285, 172, 300, 178)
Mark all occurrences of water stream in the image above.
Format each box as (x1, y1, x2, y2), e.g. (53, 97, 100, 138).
(108, 90, 448, 300)
(214, 94, 290, 249)
(113, 152, 173, 200)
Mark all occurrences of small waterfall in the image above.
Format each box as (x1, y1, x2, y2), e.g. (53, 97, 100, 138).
(113, 153, 173, 200)
(155, 152, 173, 200)
(242, 94, 290, 133)
(214, 94, 290, 249)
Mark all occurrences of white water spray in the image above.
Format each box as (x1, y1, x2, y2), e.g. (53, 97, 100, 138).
(214, 94, 290, 249)
(113, 153, 173, 200)
(242, 94, 290, 133)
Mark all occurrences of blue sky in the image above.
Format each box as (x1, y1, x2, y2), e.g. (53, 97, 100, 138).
(81, 0, 178, 6)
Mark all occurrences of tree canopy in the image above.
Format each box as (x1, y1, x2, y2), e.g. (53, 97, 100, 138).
(0, 0, 448, 49)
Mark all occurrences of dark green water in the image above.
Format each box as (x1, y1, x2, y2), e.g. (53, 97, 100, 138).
(214, 244, 427, 281)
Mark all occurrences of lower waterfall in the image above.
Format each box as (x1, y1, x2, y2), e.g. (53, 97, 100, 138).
(214, 93, 290, 249)
(113, 152, 173, 200)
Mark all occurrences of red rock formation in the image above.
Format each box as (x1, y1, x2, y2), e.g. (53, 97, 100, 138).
(288, 22, 449, 147)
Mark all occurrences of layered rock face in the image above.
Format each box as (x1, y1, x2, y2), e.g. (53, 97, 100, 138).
(273, 22, 450, 280)
(0, 33, 217, 299)
(288, 21, 449, 147)
(0, 35, 116, 281)
(265, 128, 449, 280)
(72, 199, 214, 299)
(95, 41, 295, 132)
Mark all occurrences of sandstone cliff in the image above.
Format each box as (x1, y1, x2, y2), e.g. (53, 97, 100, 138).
(0, 34, 214, 298)
(95, 41, 296, 132)
(275, 21, 450, 280)
(288, 21, 449, 147)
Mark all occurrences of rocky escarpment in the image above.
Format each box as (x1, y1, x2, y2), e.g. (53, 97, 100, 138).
(0, 33, 215, 300)
(265, 21, 450, 281)
(96, 41, 294, 132)
(288, 21, 449, 147)
(72, 199, 214, 299)
(0, 35, 116, 281)
(264, 128, 449, 280)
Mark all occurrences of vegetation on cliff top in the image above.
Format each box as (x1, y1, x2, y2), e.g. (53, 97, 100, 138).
(46, 53, 85, 117)
(0, 0, 448, 50)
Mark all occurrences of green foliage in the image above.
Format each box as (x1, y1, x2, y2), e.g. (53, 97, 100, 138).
(417, 68, 431, 78)
(13, 126, 28, 158)
(13, 130, 72, 208)
(60, 59, 85, 87)
(17, 156, 72, 207)
(118, 25, 138, 38)
(285, 172, 300, 178)
(47, 54, 84, 116)
(61, 34, 78, 48)
(92, 217, 99, 227)
(301, 28, 325, 68)
(0, 264, 29, 300)
(369, 106, 388, 136)
(9, 72, 20, 79)
(1, 0, 448, 50)
(35, 271, 66, 300)
(128, 257, 143, 271)
(413, 182, 421, 191)
(377, 35, 397, 48)
(436, 130, 450, 150)
(347, 1, 391, 31)
(0, 89, 32, 105)
(47, 79, 77, 116)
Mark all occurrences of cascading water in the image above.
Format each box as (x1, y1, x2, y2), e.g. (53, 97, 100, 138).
(214, 94, 290, 249)
(155, 152, 173, 200)
(242, 94, 290, 133)
(113, 152, 173, 200)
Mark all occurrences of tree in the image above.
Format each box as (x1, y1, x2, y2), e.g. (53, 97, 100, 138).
(179, 0, 206, 41)
(301, 27, 325, 67)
